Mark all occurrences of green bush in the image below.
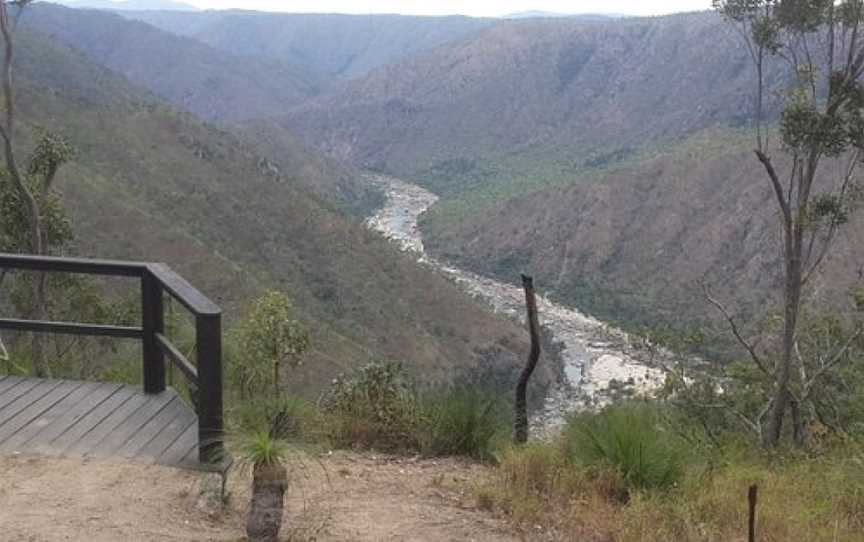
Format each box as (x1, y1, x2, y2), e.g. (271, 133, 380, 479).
(418, 387, 508, 461)
(230, 396, 319, 444)
(562, 404, 685, 492)
(242, 430, 290, 466)
(319, 361, 420, 451)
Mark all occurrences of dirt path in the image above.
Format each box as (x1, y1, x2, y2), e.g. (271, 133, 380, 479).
(0, 452, 522, 541)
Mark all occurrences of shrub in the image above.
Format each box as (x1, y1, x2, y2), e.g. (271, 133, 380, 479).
(231, 396, 319, 444)
(243, 431, 290, 467)
(418, 387, 508, 461)
(562, 403, 685, 492)
(319, 361, 419, 451)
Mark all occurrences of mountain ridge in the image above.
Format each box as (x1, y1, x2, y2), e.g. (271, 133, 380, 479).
(275, 11, 775, 194)
(51, 0, 199, 11)
(121, 10, 496, 87)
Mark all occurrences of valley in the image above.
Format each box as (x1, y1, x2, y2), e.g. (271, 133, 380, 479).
(3, 3, 864, 539)
(366, 175, 666, 428)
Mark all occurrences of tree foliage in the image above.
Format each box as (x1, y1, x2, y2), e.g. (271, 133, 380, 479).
(0, 131, 74, 254)
(232, 290, 310, 398)
(713, 0, 864, 447)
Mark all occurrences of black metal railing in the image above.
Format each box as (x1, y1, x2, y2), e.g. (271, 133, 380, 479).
(0, 253, 224, 464)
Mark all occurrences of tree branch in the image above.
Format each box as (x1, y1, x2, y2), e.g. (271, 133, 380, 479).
(756, 150, 792, 223)
(801, 325, 864, 402)
(702, 282, 773, 378)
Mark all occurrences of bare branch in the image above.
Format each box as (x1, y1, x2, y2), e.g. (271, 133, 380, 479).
(702, 282, 773, 377)
(801, 325, 864, 401)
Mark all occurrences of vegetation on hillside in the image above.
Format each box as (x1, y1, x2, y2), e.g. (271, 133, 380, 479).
(3, 3, 864, 540)
(0, 19, 542, 397)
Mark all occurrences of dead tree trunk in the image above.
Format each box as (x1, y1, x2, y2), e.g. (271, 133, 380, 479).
(514, 274, 541, 445)
(748, 484, 758, 542)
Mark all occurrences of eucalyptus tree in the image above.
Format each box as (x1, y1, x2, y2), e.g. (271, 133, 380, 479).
(233, 291, 310, 399)
(0, 0, 75, 377)
(713, 0, 864, 447)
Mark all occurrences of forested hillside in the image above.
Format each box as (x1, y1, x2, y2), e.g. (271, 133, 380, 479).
(277, 12, 777, 192)
(426, 128, 864, 337)
(22, 4, 319, 122)
(8, 24, 545, 394)
(38, 2, 859, 343)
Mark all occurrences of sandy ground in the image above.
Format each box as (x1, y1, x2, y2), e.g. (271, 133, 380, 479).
(0, 451, 521, 542)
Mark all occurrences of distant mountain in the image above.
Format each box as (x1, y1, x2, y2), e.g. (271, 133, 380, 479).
(121, 11, 496, 86)
(278, 12, 775, 195)
(505, 10, 572, 18)
(22, 4, 319, 124)
(51, 0, 198, 11)
(504, 10, 624, 20)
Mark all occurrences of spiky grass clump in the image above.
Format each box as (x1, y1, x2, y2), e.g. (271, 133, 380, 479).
(562, 404, 685, 492)
(418, 387, 508, 461)
(243, 431, 289, 467)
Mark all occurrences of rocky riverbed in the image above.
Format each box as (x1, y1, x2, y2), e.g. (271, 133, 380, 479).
(365, 175, 666, 431)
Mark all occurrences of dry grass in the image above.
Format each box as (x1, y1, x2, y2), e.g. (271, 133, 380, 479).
(477, 441, 864, 542)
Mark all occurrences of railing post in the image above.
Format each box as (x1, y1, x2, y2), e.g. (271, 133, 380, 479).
(142, 269, 166, 394)
(196, 312, 224, 464)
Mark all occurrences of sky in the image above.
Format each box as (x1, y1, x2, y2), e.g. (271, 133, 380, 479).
(180, 1, 714, 17)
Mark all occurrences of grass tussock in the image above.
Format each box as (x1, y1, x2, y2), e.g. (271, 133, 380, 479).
(562, 404, 685, 492)
(417, 387, 508, 461)
(476, 405, 864, 542)
(317, 361, 509, 459)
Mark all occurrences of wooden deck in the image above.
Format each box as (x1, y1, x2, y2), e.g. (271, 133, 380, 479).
(0, 374, 201, 469)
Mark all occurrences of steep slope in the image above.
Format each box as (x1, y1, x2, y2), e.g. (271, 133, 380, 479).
(22, 3, 381, 212)
(426, 128, 864, 345)
(278, 11, 780, 195)
(23, 3, 319, 123)
(121, 10, 496, 86)
(7, 26, 547, 394)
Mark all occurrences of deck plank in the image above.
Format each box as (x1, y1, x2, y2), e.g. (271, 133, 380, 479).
(0, 381, 107, 451)
(0, 376, 26, 398)
(0, 380, 83, 446)
(157, 421, 198, 467)
(87, 390, 178, 459)
(0, 380, 65, 423)
(21, 382, 123, 450)
(116, 395, 184, 460)
(41, 386, 137, 456)
(135, 400, 197, 463)
(65, 391, 153, 456)
(0, 377, 202, 469)
(0, 378, 43, 411)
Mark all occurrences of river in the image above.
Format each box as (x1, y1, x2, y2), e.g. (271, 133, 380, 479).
(365, 175, 665, 430)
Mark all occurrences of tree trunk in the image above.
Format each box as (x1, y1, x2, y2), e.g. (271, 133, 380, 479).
(790, 398, 806, 447)
(763, 222, 803, 448)
(246, 462, 288, 542)
(514, 274, 541, 445)
(0, 3, 48, 378)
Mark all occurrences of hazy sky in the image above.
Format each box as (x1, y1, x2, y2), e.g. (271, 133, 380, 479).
(181, 1, 714, 17)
